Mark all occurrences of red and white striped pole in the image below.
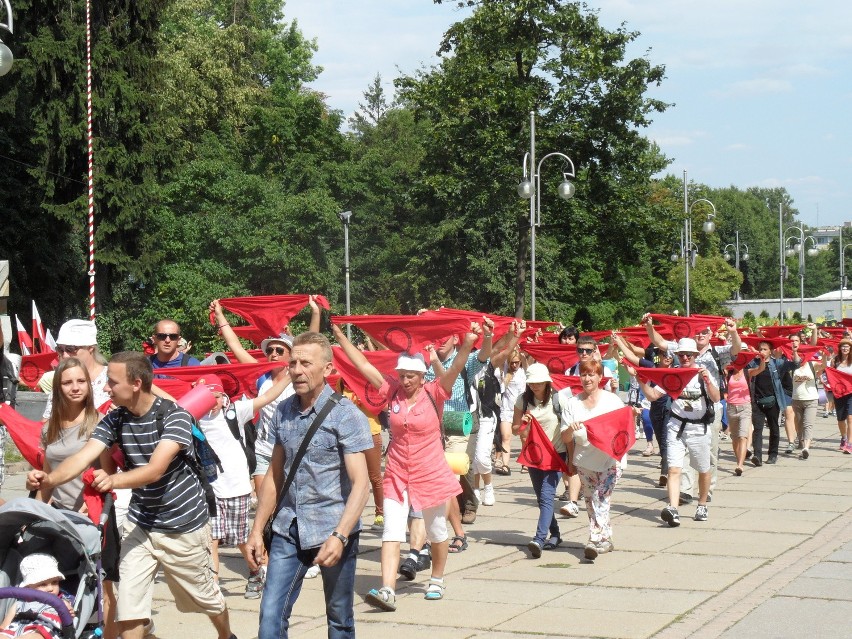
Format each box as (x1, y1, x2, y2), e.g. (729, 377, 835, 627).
(85, 0, 95, 320)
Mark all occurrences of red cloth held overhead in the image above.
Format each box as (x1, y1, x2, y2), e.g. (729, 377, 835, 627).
(19, 352, 58, 390)
(551, 374, 609, 395)
(231, 325, 267, 346)
(520, 343, 578, 374)
(583, 406, 637, 460)
(728, 350, 759, 372)
(516, 416, 569, 473)
(152, 378, 194, 400)
(776, 344, 822, 362)
(0, 403, 44, 469)
(825, 367, 852, 399)
(331, 347, 399, 416)
(757, 324, 805, 338)
(649, 314, 717, 340)
(331, 314, 473, 353)
(634, 367, 700, 400)
(159, 362, 279, 400)
(213, 295, 330, 338)
(740, 335, 789, 352)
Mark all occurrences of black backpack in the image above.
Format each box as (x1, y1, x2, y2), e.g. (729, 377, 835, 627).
(477, 362, 501, 420)
(224, 406, 257, 476)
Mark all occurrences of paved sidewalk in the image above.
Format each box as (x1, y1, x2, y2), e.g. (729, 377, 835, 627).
(2, 417, 850, 639)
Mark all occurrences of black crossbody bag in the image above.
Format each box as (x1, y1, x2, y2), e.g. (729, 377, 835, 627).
(262, 392, 342, 552)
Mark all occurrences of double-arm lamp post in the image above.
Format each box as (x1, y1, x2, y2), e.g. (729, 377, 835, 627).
(782, 225, 818, 318)
(0, 0, 13, 76)
(674, 171, 716, 316)
(517, 111, 576, 321)
(723, 231, 750, 300)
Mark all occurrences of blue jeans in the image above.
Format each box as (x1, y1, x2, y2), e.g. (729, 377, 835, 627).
(527, 464, 562, 544)
(259, 518, 359, 639)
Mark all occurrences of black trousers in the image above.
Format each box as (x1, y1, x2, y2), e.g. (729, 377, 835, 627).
(752, 400, 781, 459)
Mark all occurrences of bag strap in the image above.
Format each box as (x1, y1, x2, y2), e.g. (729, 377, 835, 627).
(271, 392, 343, 520)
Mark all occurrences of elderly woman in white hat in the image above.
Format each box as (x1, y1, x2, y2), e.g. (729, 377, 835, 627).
(512, 363, 569, 558)
(332, 323, 480, 611)
(41, 320, 109, 420)
(635, 337, 720, 527)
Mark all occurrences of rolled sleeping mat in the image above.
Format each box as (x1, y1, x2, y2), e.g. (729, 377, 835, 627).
(444, 452, 470, 475)
(442, 411, 473, 436)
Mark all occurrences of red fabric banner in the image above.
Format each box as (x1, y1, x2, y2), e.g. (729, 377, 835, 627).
(728, 350, 759, 372)
(516, 416, 569, 472)
(551, 374, 609, 395)
(158, 362, 279, 399)
(825, 367, 852, 398)
(231, 325, 268, 346)
(757, 324, 804, 338)
(152, 378, 194, 400)
(649, 314, 717, 340)
(81, 467, 114, 526)
(520, 343, 578, 374)
(331, 314, 473, 353)
(740, 335, 789, 352)
(634, 367, 700, 400)
(583, 406, 637, 460)
(0, 403, 44, 469)
(213, 295, 330, 338)
(19, 352, 58, 390)
(331, 347, 399, 416)
(776, 344, 822, 362)
(819, 326, 847, 338)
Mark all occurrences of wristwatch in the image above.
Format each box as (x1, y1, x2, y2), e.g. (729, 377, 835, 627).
(330, 531, 348, 546)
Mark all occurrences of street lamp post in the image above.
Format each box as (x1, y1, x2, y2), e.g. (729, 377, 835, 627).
(840, 229, 852, 319)
(0, 0, 13, 77)
(338, 210, 352, 340)
(784, 225, 818, 318)
(517, 111, 576, 320)
(676, 170, 717, 316)
(723, 230, 750, 300)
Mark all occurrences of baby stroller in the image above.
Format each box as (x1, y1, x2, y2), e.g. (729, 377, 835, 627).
(0, 497, 110, 639)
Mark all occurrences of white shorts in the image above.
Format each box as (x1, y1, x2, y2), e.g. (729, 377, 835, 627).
(666, 420, 712, 473)
(382, 491, 449, 545)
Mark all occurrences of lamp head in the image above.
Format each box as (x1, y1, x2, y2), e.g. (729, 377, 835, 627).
(557, 179, 575, 200)
(517, 179, 533, 199)
(338, 210, 352, 223)
(723, 252, 731, 261)
(786, 248, 796, 258)
(702, 218, 715, 234)
(742, 252, 749, 262)
(807, 247, 818, 257)
(0, 38, 12, 77)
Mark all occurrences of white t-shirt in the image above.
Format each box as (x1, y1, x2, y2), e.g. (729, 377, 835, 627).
(514, 389, 570, 454)
(561, 391, 626, 472)
(669, 374, 717, 422)
(792, 363, 819, 401)
(500, 366, 526, 422)
(198, 399, 254, 499)
(254, 373, 295, 458)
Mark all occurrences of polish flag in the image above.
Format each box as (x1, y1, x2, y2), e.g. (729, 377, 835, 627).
(31, 301, 49, 353)
(14, 315, 33, 355)
(44, 329, 57, 352)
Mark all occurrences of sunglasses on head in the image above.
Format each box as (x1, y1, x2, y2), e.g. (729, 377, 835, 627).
(56, 345, 82, 355)
(266, 346, 287, 356)
(155, 333, 180, 341)
(577, 347, 595, 355)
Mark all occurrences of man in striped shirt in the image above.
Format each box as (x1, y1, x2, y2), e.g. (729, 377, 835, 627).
(27, 351, 237, 639)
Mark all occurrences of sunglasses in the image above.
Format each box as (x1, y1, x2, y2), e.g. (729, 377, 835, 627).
(577, 347, 595, 355)
(56, 345, 82, 355)
(677, 353, 696, 358)
(266, 346, 287, 356)
(155, 333, 180, 341)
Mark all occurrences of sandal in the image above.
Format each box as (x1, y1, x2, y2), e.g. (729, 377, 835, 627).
(543, 536, 562, 550)
(448, 535, 468, 553)
(365, 586, 396, 612)
(424, 580, 445, 601)
(494, 465, 511, 476)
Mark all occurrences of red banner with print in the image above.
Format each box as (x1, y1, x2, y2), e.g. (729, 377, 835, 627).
(583, 406, 636, 460)
(517, 416, 569, 473)
(634, 367, 700, 400)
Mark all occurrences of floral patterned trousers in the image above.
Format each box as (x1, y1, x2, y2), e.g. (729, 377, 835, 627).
(578, 465, 622, 544)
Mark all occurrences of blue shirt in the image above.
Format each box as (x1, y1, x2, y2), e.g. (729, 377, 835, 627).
(426, 350, 487, 413)
(150, 353, 201, 379)
(271, 384, 372, 548)
(746, 356, 798, 410)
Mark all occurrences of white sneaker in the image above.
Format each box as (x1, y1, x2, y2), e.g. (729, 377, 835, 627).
(559, 501, 580, 518)
(481, 484, 495, 506)
(304, 565, 321, 579)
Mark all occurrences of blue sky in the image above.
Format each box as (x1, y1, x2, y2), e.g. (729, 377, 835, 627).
(284, 0, 852, 227)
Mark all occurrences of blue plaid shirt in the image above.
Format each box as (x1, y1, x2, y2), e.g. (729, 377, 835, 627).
(271, 384, 372, 548)
(426, 350, 488, 412)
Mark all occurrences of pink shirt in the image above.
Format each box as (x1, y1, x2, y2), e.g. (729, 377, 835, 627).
(380, 376, 462, 511)
(726, 371, 751, 405)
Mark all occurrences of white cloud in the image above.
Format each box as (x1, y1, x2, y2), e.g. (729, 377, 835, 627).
(714, 78, 793, 98)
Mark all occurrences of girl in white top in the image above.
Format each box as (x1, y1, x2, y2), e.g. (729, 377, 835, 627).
(791, 351, 829, 458)
(560, 359, 625, 561)
(496, 348, 526, 475)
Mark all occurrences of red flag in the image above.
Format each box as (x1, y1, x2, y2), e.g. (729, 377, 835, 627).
(650, 314, 716, 340)
(516, 415, 569, 472)
(81, 468, 114, 525)
(840, 319, 852, 328)
(758, 324, 804, 338)
(331, 347, 399, 416)
(151, 378, 194, 400)
(158, 362, 279, 399)
(728, 350, 759, 372)
(15, 315, 33, 355)
(825, 367, 852, 399)
(776, 344, 822, 362)
(634, 367, 700, 400)
(31, 301, 52, 354)
(0, 403, 44, 469)
(231, 325, 267, 346)
(520, 343, 577, 374)
(583, 406, 636, 460)
(331, 314, 473, 353)
(213, 295, 330, 339)
(740, 335, 789, 352)
(19, 352, 58, 390)
(819, 326, 847, 338)
(551, 374, 609, 394)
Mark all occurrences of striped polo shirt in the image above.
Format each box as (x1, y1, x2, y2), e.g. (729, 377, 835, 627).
(92, 398, 208, 533)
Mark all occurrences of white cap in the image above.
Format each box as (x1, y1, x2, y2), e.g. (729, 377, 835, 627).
(395, 352, 427, 373)
(19, 553, 64, 588)
(56, 319, 97, 347)
(674, 337, 699, 354)
(525, 363, 552, 384)
(260, 333, 294, 354)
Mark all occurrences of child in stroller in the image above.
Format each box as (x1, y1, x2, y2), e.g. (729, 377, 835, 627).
(1, 553, 74, 638)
